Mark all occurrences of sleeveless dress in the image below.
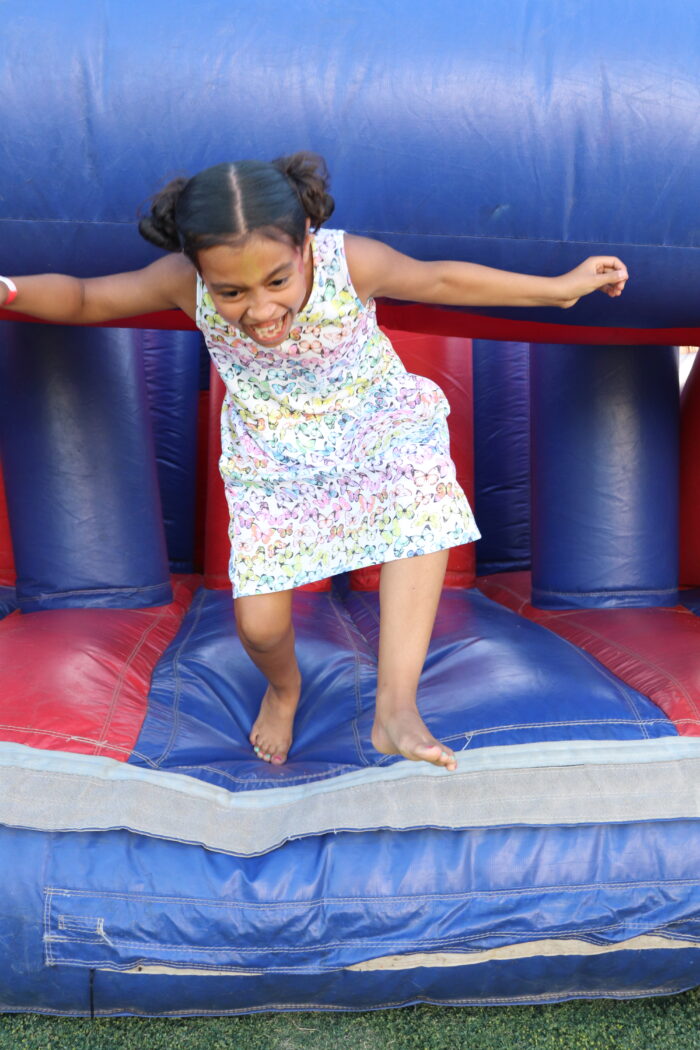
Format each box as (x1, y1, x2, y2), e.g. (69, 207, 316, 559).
(196, 228, 480, 597)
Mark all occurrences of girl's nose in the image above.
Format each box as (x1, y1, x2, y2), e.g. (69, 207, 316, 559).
(244, 294, 277, 323)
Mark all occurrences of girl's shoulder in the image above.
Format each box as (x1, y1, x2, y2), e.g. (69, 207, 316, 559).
(311, 228, 355, 292)
(340, 232, 386, 306)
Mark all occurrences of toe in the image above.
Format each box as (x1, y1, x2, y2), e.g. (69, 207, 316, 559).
(415, 742, 456, 770)
(439, 748, 457, 771)
(414, 742, 444, 763)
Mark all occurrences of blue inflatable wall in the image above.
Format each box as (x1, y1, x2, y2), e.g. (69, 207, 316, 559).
(2, 0, 700, 342)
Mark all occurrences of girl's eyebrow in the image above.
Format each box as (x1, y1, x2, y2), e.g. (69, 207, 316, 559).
(210, 263, 292, 291)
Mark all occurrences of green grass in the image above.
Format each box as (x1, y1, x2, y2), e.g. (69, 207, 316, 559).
(2, 988, 699, 1050)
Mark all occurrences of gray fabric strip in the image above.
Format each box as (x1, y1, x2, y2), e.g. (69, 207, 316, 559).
(0, 738, 699, 855)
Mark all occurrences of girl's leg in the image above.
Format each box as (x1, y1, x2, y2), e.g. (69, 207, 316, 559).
(234, 589, 301, 765)
(371, 549, 456, 770)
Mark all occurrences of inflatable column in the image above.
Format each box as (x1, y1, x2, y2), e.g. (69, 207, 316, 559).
(0, 324, 172, 611)
(680, 351, 700, 585)
(530, 344, 679, 609)
(473, 340, 531, 574)
(139, 329, 202, 573)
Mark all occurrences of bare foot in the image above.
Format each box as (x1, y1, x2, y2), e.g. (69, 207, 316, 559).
(371, 707, 457, 771)
(249, 676, 301, 765)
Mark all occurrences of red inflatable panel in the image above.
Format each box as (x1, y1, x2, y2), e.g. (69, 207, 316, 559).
(203, 365, 331, 592)
(0, 465, 15, 587)
(203, 370, 231, 589)
(0, 577, 198, 759)
(350, 331, 476, 591)
(5, 302, 700, 348)
(680, 352, 700, 585)
(478, 571, 700, 736)
(193, 389, 210, 574)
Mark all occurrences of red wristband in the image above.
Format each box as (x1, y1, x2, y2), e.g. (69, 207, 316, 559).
(0, 276, 18, 305)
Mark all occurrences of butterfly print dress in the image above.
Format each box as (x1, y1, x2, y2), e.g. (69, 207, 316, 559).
(196, 228, 480, 596)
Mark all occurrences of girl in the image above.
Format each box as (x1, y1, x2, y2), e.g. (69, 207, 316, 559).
(0, 152, 628, 771)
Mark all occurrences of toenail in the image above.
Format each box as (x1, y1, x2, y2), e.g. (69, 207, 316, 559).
(264, 753, 271, 761)
(272, 755, 283, 764)
(254, 745, 260, 754)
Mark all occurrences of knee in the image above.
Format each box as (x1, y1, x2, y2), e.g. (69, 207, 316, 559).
(234, 603, 292, 653)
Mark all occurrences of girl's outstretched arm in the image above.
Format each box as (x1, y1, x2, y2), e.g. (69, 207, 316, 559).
(345, 235, 628, 309)
(0, 253, 197, 324)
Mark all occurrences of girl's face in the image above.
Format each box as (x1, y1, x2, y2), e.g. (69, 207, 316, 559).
(198, 230, 313, 348)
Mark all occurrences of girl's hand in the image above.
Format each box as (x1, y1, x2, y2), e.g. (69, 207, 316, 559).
(346, 236, 629, 311)
(557, 256, 628, 309)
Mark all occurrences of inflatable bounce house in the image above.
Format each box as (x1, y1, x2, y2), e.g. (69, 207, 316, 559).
(1, 0, 700, 1017)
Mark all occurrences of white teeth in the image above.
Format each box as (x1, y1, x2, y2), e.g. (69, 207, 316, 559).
(252, 318, 285, 337)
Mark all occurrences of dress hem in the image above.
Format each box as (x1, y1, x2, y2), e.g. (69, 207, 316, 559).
(231, 530, 481, 598)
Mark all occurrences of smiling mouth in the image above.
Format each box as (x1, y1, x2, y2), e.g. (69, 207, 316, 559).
(247, 316, 288, 343)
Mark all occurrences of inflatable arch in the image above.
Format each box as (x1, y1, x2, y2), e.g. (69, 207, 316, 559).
(0, 0, 699, 1016)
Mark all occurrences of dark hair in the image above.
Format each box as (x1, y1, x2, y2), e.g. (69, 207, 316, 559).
(138, 151, 334, 264)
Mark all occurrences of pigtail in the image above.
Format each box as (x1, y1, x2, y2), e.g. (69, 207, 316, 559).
(138, 176, 189, 252)
(273, 152, 335, 230)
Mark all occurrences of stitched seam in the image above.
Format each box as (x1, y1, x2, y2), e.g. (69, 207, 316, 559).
(96, 605, 175, 755)
(46, 877, 700, 907)
(46, 924, 700, 956)
(44, 926, 700, 964)
(17, 984, 700, 1013)
(558, 617, 700, 721)
(0, 725, 184, 766)
(477, 580, 530, 615)
(450, 718, 683, 738)
(43, 887, 53, 966)
(327, 594, 374, 767)
(510, 624, 656, 733)
(154, 590, 208, 766)
(2, 220, 699, 252)
(532, 587, 679, 598)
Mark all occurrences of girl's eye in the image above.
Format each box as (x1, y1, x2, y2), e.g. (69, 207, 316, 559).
(270, 277, 288, 288)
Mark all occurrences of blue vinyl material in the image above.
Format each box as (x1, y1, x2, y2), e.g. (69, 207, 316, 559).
(3, 2, 700, 334)
(530, 345, 680, 609)
(0, 586, 16, 619)
(130, 588, 676, 790)
(2, 819, 699, 1013)
(680, 590, 700, 616)
(473, 341, 531, 572)
(139, 330, 201, 572)
(0, 324, 171, 610)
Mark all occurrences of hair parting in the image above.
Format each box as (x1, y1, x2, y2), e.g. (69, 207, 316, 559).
(139, 152, 335, 265)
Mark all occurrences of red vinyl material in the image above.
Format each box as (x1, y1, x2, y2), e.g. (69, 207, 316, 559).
(194, 389, 210, 573)
(478, 571, 700, 736)
(5, 303, 700, 348)
(0, 577, 198, 759)
(350, 331, 476, 591)
(680, 353, 700, 585)
(0, 465, 15, 587)
(203, 369, 231, 589)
